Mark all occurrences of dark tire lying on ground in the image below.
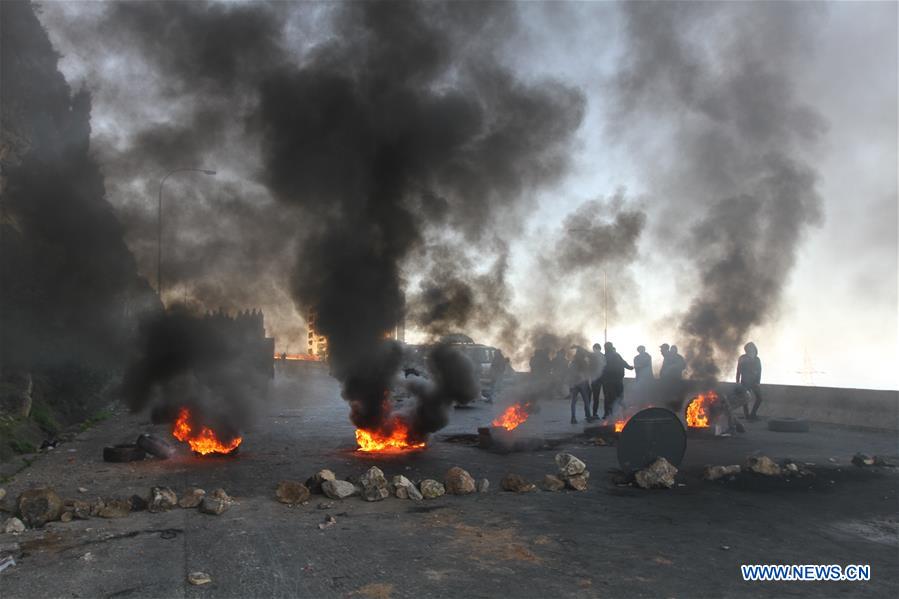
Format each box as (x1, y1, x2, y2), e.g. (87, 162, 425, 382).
(768, 418, 810, 433)
(103, 444, 146, 462)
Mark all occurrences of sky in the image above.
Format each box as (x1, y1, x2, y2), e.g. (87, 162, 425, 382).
(36, 1, 897, 390)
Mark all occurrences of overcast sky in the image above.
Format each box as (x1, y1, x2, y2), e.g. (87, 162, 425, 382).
(38, 1, 897, 390)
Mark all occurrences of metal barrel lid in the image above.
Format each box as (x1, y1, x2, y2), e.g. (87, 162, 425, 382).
(617, 407, 687, 473)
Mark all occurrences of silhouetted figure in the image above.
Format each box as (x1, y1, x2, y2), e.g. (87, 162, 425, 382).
(633, 345, 652, 382)
(658, 343, 670, 378)
(568, 347, 592, 424)
(589, 343, 606, 421)
(487, 349, 507, 403)
(601, 341, 633, 418)
(529, 348, 550, 379)
(550, 349, 569, 399)
(661, 344, 686, 380)
(737, 342, 763, 420)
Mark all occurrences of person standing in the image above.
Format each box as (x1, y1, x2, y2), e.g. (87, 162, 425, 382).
(486, 349, 507, 403)
(736, 342, 763, 420)
(659, 343, 670, 378)
(662, 345, 686, 380)
(589, 343, 606, 421)
(633, 345, 652, 382)
(568, 347, 592, 424)
(601, 341, 633, 419)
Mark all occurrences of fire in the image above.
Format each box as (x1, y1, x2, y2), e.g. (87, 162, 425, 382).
(492, 402, 532, 431)
(355, 418, 426, 453)
(274, 353, 321, 361)
(172, 407, 242, 455)
(686, 391, 717, 428)
(614, 419, 626, 433)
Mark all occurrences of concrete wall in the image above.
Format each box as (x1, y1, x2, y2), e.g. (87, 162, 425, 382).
(713, 382, 899, 431)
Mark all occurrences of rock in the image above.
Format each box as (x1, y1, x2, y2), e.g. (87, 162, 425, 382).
(77, 487, 87, 494)
(179, 488, 206, 509)
(65, 499, 90, 519)
(4, 517, 25, 534)
(634, 458, 678, 489)
(501, 474, 537, 493)
(148, 487, 178, 513)
(542, 474, 566, 492)
(209, 488, 231, 503)
(322, 479, 358, 500)
(703, 465, 742, 481)
(852, 453, 875, 467)
(98, 498, 131, 519)
(444, 467, 476, 495)
(60, 511, 73, 523)
(746, 455, 781, 476)
(566, 474, 589, 492)
(17, 488, 63, 527)
(555, 453, 587, 477)
(391, 475, 422, 501)
(199, 496, 229, 515)
(305, 469, 336, 494)
(318, 515, 337, 530)
(129, 495, 148, 512)
(419, 479, 446, 499)
(783, 462, 800, 474)
(89, 498, 105, 517)
(275, 481, 310, 505)
(477, 478, 490, 493)
(360, 467, 389, 502)
(188, 572, 212, 586)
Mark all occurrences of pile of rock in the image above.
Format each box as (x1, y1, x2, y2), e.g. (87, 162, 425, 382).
(553, 453, 590, 491)
(851, 453, 891, 468)
(702, 455, 816, 482)
(287, 466, 486, 503)
(1, 485, 234, 531)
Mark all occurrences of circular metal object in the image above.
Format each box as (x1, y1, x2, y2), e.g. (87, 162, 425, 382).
(617, 407, 687, 473)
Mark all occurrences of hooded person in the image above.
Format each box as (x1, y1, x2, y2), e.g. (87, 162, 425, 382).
(633, 345, 652, 382)
(736, 342, 763, 420)
(601, 341, 633, 419)
(661, 344, 686, 380)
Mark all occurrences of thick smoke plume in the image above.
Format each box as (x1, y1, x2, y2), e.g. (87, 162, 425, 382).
(254, 3, 584, 438)
(611, 2, 825, 383)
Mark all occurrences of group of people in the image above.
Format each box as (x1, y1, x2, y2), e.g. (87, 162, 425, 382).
(530, 340, 764, 424)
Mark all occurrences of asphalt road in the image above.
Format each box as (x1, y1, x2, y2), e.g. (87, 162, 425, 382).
(1, 362, 897, 598)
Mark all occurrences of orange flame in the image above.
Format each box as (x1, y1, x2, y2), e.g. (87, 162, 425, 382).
(274, 353, 321, 361)
(686, 392, 717, 428)
(172, 407, 242, 455)
(355, 418, 426, 452)
(614, 419, 626, 433)
(492, 402, 532, 431)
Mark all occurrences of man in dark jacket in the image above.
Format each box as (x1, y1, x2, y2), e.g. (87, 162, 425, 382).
(736, 342, 763, 420)
(589, 343, 606, 421)
(601, 341, 633, 419)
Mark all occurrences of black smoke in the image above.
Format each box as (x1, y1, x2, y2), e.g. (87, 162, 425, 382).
(610, 2, 826, 383)
(254, 2, 584, 438)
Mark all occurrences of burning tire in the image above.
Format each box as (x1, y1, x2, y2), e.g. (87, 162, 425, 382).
(767, 418, 810, 433)
(102, 444, 146, 462)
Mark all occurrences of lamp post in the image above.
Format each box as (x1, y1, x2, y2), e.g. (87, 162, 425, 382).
(157, 168, 216, 301)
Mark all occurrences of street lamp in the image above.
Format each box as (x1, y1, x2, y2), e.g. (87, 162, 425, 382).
(157, 168, 216, 301)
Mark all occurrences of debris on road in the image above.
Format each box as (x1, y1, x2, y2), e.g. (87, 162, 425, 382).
(477, 478, 489, 493)
(17, 488, 63, 527)
(276, 481, 310, 505)
(634, 458, 678, 489)
(420, 479, 446, 499)
(0, 555, 15, 573)
(542, 474, 566, 492)
(555, 453, 590, 491)
(444, 467, 476, 495)
(703, 465, 741, 481)
(852, 453, 891, 467)
(3, 518, 25, 534)
(136, 433, 176, 459)
(179, 488, 206, 509)
(148, 487, 178, 512)
(501, 474, 537, 493)
(317, 501, 334, 510)
(188, 571, 212, 585)
(77, 487, 87, 494)
(360, 467, 389, 502)
(390, 475, 422, 501)
(306, 469, 336, 494)
(322, 480, 358, 500)
(199, 496, 229, 515)
(745, 455, 781, 476)
(97, 498, 130, 519)
(318, 515, 337, 530)
(0, 489, 6, 502)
